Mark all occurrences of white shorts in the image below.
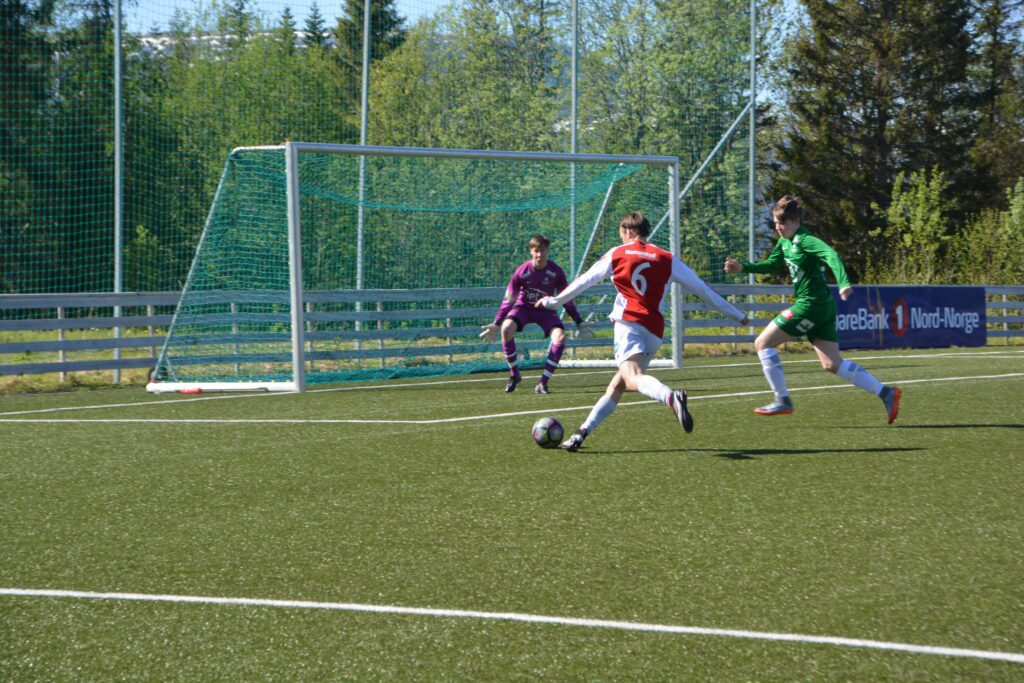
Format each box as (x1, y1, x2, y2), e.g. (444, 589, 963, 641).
(612, 320, 662, 367)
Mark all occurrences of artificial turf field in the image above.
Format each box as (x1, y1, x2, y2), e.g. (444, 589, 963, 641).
(1, 347, 1022, 680)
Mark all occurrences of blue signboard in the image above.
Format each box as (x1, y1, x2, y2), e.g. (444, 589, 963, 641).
(832, 286, 987, 349)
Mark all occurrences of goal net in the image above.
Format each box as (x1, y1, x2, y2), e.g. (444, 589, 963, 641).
(148, 143, 681, 392)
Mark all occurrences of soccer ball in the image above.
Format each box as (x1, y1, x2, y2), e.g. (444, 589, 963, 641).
(531, 416, 564, 449)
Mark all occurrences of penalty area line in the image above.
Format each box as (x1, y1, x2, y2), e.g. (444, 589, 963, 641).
(1, 588, 1021, 664)
(1, 372, 1021, 425)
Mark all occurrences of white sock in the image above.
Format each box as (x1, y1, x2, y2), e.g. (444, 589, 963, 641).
(838, 360, 884, 396)
(581, 395, 619, 433)
(636, 374, 673, 404)
(758, 348, 789, 399)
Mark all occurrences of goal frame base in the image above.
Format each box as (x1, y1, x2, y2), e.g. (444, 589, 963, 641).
(146, 381, 299, 394)
(559, 359, 677, 368)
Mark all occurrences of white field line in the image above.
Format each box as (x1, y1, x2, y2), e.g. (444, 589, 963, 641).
(1, 349, 1020, 418)
(2, 372, 1021, 425)
(1, 588, 1021, 664)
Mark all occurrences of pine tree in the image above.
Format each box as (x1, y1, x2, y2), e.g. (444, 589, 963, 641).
(276, 7, 297, 54)
(333, 0, 407, 143)
(220, 0, 251, 50)
(970, 0, 1024, 204)
(334, 0, 407, 70)
(772, 0, 979, 275)
(304, 2, 327, 48)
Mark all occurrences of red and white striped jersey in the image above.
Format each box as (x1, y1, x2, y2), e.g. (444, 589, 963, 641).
(546, 240, 745, 338)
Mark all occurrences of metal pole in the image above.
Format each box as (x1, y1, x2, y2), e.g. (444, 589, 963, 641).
(357, 0, 371, 284)
(669, 162, 683, 367)
(747, 0, 757, 332)
(569, 0, 578, 275)
(285, 142, 307, 392)
(574, 179, 617, 279)
(58, 306, 66, 383)
(113, 0, 123, 384)
(748, 0, 756, 263)
(286, 142, 677, 166)
(355, 0, 372, 363)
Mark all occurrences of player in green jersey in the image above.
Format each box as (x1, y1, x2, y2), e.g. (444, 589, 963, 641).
(725, 195, 901, 423)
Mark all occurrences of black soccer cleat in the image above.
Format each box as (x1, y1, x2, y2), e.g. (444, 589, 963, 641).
(505, 374, 522, 393)
(534, 383, 549, 395)
(671, 389, 694, 433)
(561, 428, 588, 452)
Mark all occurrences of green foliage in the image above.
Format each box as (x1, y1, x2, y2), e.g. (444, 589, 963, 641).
(2, 0, 762, 298)
(950, 177, 1024, 284)
(866, 167, 950, 284)
(369, 1, 566, 151)
(869, 170, 1024, 285)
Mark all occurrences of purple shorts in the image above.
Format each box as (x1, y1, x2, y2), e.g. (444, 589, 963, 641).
(506, 307, 565, 337)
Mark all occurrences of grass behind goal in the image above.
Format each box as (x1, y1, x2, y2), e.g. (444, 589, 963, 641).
(1, 348, 1022, 679)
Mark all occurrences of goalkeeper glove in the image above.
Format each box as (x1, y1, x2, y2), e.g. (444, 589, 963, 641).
(575, 321, 595, 340)
(479, 323, 500, 342)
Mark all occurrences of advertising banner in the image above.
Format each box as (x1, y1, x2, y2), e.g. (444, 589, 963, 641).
(833, 286, 987, 349)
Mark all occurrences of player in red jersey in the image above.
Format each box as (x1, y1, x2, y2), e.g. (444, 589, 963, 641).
(537, 212, 749, 451)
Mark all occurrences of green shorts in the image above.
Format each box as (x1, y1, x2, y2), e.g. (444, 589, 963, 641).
(772, 297, 838, 343)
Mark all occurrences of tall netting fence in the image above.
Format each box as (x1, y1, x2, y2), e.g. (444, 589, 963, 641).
(3, 0, 756, 379)
(152, 146, 674, 385)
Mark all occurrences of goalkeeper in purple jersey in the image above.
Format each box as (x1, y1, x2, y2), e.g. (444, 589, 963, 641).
(725, 195, 901, 423)
(480, 235, 594, 394)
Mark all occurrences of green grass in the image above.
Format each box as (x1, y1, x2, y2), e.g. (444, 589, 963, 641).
(1, 348, 1023, 679)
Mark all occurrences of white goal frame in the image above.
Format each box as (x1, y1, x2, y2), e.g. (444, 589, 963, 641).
(148, 142, 681, 393)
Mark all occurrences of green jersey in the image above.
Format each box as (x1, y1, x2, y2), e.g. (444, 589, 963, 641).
(741, 227, 850, 303)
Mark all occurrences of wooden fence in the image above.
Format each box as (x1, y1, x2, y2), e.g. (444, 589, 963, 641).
(2, 285, 1022, 381)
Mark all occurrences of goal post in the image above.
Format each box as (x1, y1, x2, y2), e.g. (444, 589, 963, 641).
(147, 143, 681, 393)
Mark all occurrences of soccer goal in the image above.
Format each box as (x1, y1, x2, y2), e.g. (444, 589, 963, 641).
(147, 143, 682, 393)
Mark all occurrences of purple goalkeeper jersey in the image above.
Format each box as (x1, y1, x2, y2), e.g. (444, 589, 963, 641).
(494, 260, 582, 325)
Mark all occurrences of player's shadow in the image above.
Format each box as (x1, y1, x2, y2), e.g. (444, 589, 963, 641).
(846, 423, 1024, 431)
(583, 446, 923, 460)
(894, 423, 1024, 430)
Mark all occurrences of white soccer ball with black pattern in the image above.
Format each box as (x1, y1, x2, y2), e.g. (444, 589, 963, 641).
(531, 416, 564, 449)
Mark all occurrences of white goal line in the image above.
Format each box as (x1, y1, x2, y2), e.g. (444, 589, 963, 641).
(1, 588, 1021, 664)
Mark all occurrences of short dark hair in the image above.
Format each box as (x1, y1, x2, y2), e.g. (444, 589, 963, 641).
(619, 212, 651, 238)
(773, 195, 804, 224)
(529, 235, 550, 250)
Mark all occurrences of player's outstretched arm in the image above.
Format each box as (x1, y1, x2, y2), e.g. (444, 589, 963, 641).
(536, 253, 613, 309)
(737, 242, 785, 274)
(672, 258, 748, 324)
